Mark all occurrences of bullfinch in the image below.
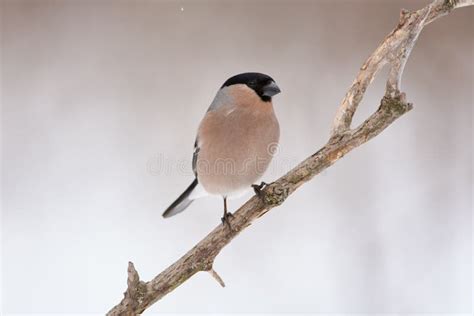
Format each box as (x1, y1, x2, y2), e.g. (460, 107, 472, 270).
(162, 72, 281, 224)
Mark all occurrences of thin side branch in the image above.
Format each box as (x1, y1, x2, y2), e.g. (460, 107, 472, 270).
(208, 268, 226, 287)
(107, 1, 472, 314)
(386, 5, 431, 97)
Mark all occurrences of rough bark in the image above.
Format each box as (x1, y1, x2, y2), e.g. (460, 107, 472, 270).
(107, 1, 473, 314)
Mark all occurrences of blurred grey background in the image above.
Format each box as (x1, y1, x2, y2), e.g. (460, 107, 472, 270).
(1, 0, 472, 314)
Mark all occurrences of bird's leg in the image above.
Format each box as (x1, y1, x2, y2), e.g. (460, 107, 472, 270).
(221, 196, 234, 227)
(251, 181, 267, 196)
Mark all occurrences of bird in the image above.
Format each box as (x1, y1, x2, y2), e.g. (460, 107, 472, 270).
(162, 72, 281, 224)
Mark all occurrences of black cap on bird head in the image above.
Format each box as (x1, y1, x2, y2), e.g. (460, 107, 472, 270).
(221, 72, 281, 102)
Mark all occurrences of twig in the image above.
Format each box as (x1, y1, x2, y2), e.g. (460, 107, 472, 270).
(107, 1, 472, 314)
(208, 268, 226, 288)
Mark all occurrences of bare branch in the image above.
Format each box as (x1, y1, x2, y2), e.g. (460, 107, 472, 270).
(426, 0, 474, 24)
(107, 1, 472, 314)
(331, 0, 470, 136)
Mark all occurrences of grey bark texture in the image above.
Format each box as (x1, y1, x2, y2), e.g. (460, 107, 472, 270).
(107, 0, 473, 314)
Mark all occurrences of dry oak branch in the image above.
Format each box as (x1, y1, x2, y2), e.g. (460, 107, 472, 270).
(107, 1, 473, 314)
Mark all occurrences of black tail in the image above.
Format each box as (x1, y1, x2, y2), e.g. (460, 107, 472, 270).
(162, 179, 198, 218)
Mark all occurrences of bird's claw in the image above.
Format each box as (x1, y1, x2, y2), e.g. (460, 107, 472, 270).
(252, 181, 267, 196)
(221, 211, 234, 227)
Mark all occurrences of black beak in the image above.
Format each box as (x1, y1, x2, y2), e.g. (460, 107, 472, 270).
(262, 81, 281, 97)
